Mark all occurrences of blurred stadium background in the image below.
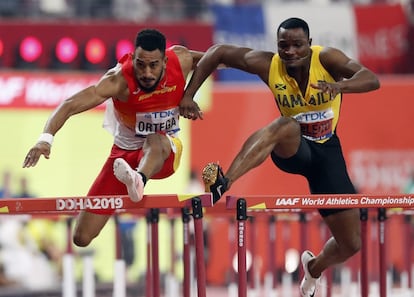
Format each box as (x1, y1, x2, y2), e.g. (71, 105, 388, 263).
(1, 0, 414, 296)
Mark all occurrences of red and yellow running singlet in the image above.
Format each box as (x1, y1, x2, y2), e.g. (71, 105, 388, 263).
(108, 48, 185, 150)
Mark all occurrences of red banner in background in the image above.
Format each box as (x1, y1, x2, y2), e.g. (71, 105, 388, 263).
(0, 72, 101, 109)
(354, 4, 411, 73)
(349, 150, 414, 193)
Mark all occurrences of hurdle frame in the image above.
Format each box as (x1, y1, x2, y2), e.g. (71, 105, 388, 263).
(0, 193, 213, 297)
(226, 194, 414, 297)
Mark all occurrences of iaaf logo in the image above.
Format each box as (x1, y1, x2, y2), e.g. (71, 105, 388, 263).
(275, 198, 300, 206)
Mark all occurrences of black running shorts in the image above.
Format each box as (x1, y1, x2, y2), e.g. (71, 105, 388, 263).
(270, 133, 356, 217)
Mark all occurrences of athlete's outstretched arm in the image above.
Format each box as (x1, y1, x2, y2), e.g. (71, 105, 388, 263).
(184, 44, 255, 99)
(22, 68, 125, 168)
(180, 44, 270, 119)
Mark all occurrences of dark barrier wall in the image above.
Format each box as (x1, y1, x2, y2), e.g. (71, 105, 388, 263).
(0, 21, 213, 69)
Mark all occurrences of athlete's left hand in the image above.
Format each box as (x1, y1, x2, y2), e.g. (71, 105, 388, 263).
(311, 80, 341, 99)
(179, 95, 203, 120)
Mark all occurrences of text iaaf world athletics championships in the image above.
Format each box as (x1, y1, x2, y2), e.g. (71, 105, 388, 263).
(275, 196, 414, 207)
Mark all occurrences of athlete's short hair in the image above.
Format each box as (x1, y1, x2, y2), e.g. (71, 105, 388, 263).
(277, 17, 310, 39)
(135, 29, 166, 53)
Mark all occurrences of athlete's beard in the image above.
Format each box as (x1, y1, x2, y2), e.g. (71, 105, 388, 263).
(138, 69, 164, 93)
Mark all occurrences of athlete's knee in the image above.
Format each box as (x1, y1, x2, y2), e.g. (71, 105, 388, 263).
(348, 235, 361, 255)
(268, 116, 300, 138)
(340, 235, 361, 258)
(267, 117, 301, 157)
(144, 133, 170, 155)
(73, 230, 94, 247)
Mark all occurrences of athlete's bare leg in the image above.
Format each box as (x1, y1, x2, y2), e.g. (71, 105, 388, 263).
(74, 134, 173, 247)
(306, 209, 361, 278)
(225, 116, 301, 188)
(114, 133, 175, 203)
(137, 133, 173, 178)
(73, 211, 111, 247)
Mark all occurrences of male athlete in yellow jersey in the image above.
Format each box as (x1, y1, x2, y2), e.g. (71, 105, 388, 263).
(179, 17, 380, 297)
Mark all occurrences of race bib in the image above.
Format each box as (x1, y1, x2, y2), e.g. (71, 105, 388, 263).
(293, 108, 334, 141)
(135, 107, 180, 136)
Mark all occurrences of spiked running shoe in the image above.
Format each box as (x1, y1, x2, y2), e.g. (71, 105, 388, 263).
(300, 250, 319, 297)
(113, 158, 144, 202)
(202, 162, 228, 203)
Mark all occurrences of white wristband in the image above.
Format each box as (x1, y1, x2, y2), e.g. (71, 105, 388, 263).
(37, 133, 54, 145)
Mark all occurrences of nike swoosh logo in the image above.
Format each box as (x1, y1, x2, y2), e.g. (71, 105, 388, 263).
(216, 185, 223, 197)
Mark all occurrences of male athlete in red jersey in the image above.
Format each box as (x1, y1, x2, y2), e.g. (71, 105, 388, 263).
(23, 29, 203, 247)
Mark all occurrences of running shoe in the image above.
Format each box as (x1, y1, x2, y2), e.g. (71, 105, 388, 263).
(300, 250, 319, 297)
(202, 162, 228, 203)
(113, 158, 144, 202)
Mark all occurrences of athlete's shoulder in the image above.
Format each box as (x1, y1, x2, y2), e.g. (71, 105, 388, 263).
(168, 45, 195, 78)
(317, 45, 347, 59)
(167, 45, 192, 66)
(169, 45, 190, 57)
(246, 50, 274, 71)
(318, 46, 351, 67)
(98, 63, 128, 96)
(102, 63, 124, 82)
(243, 50, 273, 67)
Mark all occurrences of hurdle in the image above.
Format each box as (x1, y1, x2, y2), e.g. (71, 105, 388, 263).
(389, 209, 414, 295)
(0, 193, 213, 297)
(226, 194, 414, 297)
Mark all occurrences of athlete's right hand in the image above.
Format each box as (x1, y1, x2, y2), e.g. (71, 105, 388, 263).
(22, 142, 51, 168)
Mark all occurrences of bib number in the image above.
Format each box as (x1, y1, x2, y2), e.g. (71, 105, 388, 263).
(294, 109, 334, 141)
